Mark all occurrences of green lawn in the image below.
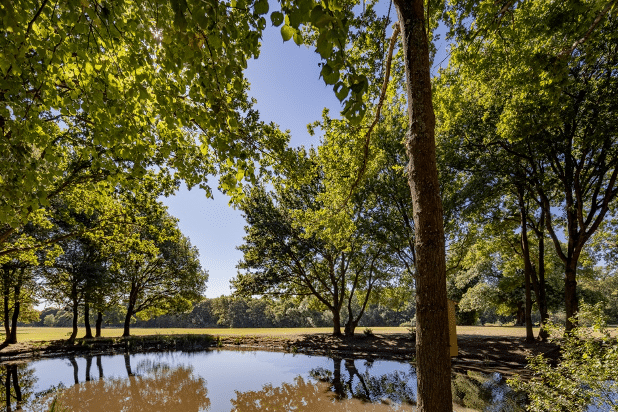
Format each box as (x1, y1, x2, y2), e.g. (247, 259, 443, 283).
(0, 325, 568, 343)
(4, 325, 616, 343)
(0, 326, 410, 342)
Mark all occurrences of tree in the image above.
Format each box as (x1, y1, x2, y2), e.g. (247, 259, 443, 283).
(40, 235, 107, 342)
(233, 168, 392, 336)
(436, 0, 618, 332)
(109, 198, 208, 337)
(0, 0, 288, 261)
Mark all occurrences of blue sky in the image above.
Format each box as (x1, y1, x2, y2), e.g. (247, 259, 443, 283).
(162, 4, 451, 299)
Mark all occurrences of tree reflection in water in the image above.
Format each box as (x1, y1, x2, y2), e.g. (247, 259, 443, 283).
(49, 356, 210, 412)
(3, 355, 210, 412)
(231, 357, 417, 411)
(0, 364, 37, 412)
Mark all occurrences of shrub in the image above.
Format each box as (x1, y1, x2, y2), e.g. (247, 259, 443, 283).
(508, 303, 618, 412)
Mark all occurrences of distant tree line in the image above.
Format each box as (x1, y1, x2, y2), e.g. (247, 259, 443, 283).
(31, 295, 417, 329)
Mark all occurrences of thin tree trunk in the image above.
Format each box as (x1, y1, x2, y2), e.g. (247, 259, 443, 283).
(517, 187, 535, 343)
(95, 311, 103, 338)
(3, 276, 10, 338)
(83, 301, 93, 339)
(8, 282, 20, 344)
(123, 302, 134, 337)
(537, 216, 549, 341)
(565, 260, 579, 332)
(394, 0, 452, 410)
(69, 288, 79, 342)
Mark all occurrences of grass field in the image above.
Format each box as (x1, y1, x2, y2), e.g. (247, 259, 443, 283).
(0, 325, 575, 343)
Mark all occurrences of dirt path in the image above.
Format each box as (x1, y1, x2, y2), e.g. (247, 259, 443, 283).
(0, 332, 559, 378)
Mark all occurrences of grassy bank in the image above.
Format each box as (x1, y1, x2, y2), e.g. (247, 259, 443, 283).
(0, 325, 562, 343)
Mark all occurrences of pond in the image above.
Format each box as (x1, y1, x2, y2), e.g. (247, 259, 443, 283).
(0, 349, 523, 411)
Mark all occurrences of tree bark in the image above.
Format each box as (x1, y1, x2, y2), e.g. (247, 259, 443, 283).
(83, 301, 93, 339)
(394, 1, 453, 410)
(95, 311, 103, 338)
(331, 308, 342, 337)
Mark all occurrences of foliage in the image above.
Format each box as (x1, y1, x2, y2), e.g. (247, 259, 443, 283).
(509, 303, 618, 412)
(436, 0, 618, 331)
(107, 196, 208, 334)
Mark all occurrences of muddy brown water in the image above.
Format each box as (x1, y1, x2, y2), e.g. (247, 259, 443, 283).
(0, 349, 522, 411)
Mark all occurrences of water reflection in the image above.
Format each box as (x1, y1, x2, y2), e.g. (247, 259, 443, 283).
(0, 350, 527, 412)
(0, 364, 36, 412)
(232, 375, 413, 411)
(51, 355, 210, 412)
(309, 357, 416, 405)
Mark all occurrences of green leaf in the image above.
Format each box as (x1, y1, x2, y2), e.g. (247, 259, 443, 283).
(254, 0, 269, 15)
(293, 31, 303, 46)
(316, 34, 333, 58)
(270, 11, 284, 27)
(281, 25, 294, 42)
(225, 64, 234, 79)
(334, 82, 349, 102)
(320, 64, 339, 85)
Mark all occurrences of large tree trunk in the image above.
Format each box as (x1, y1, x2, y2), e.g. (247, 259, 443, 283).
(331, 308, 342, 337)
(517, 187, 535, 343)
(344, 318, 358, 337)
(95, 311, 103, 338)
(83, 301, 93, 339)
(394, 1, 452, 410)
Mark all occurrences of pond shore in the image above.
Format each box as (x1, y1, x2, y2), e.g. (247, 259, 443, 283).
(0, 331, 560, 378)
